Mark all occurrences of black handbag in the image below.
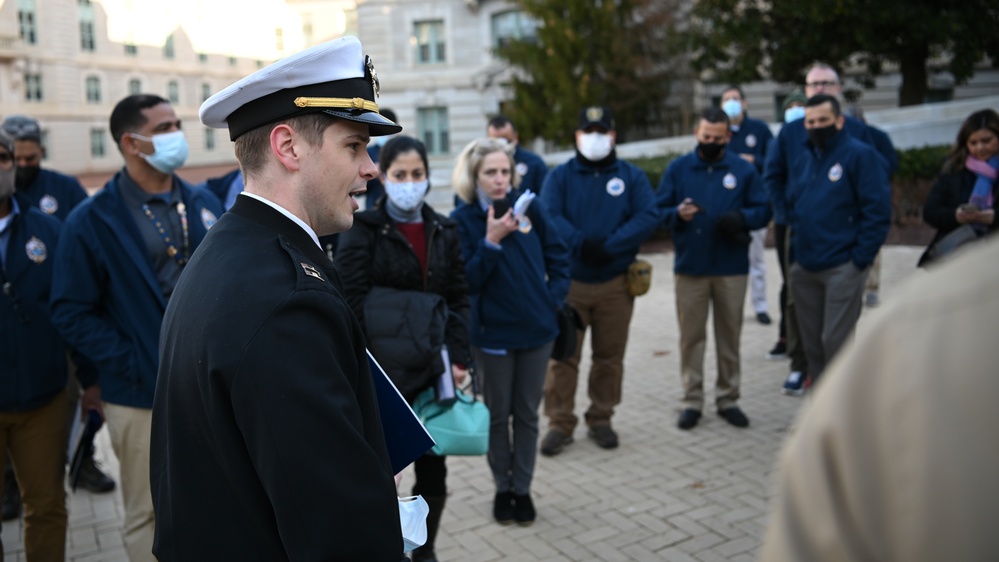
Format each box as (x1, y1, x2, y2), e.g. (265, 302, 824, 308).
(551, 303, 583, 361)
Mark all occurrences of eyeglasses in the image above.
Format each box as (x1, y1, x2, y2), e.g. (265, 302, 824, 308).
(806, 80, 839, 88)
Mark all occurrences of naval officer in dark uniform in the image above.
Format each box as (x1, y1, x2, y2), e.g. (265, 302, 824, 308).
(150, 37, 406, 561)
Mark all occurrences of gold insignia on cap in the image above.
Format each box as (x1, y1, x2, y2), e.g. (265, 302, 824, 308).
(586, 106, 604, 122)
(366, 55, 380, 98)
(293, 97, 380, 112)
(301, 262, 324, 281)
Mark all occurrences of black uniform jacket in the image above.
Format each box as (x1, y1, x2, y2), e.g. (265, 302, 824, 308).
(151, 194, 404, 561)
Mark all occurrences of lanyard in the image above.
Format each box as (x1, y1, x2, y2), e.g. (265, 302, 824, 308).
(142, 201, 189, 266)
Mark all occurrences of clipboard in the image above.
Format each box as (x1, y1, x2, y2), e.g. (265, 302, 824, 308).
(367, 349, 436, 473)
(68, 407, 104, 492)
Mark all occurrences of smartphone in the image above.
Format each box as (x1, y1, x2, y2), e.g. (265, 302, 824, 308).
(492, 198, 511, 217)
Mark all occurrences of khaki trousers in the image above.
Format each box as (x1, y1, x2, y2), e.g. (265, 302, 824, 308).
(103, 403, 155, 562)
(675, 275, 748, 411)
(544, 275, 634, 434)
(0, 391, 68, 562)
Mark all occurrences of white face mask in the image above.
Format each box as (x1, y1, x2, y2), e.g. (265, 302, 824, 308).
(131, 130, 189, 174)
(722, 99, 743, 119)
(577, 132, 613, 161)
(385, 180, 428, 211)
(784, 106, 806, 123)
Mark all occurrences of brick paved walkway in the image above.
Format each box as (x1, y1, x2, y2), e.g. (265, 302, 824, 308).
(1, 245, 925, 561)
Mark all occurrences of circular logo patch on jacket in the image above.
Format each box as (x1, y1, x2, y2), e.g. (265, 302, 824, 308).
(25, 236, 47, 264)
(746, 134, 757, 148)
(201, 208, 218, 229)
(723, 173, 737, 190)
(515, 162, 528, 177)
(40, 194, 59, 215)
(606, 178, 625, 197)
(518, 215, 533, 234)
(828, 163, 843, 183)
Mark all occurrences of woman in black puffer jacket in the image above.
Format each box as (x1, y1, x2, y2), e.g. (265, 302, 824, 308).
(335, 135, 470, 562)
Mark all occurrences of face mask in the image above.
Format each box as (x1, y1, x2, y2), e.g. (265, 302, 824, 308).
(577, 132, 613, 161)
(131, 131, 189, 174)
(15, 166, 41, 188)
(722, 99, 743, 119)
(807, 124, 838, 150)
(0, 166, 14, 200)
(784, 106, 806, 123)
(385, 180, 428, 212)
(698, 142, 725, 161)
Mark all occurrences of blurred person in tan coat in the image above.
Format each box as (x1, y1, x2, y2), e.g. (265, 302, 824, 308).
(761, 237, 999, 561)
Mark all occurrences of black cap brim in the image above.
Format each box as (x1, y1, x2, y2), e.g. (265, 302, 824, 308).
(322, 108, 401, 137)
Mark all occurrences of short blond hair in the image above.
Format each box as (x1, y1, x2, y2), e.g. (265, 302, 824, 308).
(451, 138, 520, 204)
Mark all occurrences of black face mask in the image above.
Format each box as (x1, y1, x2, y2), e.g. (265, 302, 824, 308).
(698, 142, 725, 161)
(15, 166, 40, 189)
(807, 125, 838, 150)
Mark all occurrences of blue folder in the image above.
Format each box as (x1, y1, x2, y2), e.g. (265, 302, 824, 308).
(367, 350, 435, 474)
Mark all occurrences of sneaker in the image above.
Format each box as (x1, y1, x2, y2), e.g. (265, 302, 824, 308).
(493, 491, 514, 524)
(1, 473, 21, 521)
(539, 429, 573, 456)
(718, 407, 750, 428)
(587, 425, 619, 449)
(756, 312, 772, 325)
(677, 409, 701, 430)
(865, 292, 880, 307)
(512, 493, 536, 525)
(766, 340, 787, 360)
(76, 458, 116, 494)
(781, 371, 806, 396)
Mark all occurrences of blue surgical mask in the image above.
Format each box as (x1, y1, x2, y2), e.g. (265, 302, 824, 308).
(784, 106, 806, 123)
(722, 99, 743, 119)
(131, 131, 189, 174)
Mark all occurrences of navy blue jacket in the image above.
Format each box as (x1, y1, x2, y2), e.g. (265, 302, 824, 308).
(781, 129, 891, 271)
(201, 168, 241, 210)
(451, 194, 570, 350)
(50, 171, 223, 408)
(765, 115, 895, 226)
(541, 154, 660, 283)
(1, 202, 70, 411)
(16, 167, 88, 221)
(658, 150, 771, 276)
(729, 116, 774, 175)
(513, 145, 549, 197)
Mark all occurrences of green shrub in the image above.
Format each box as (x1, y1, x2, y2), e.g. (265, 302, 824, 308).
(630, 153, 683, 190)
(892, 145, 950, 225)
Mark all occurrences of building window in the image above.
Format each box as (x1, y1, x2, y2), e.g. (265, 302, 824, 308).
(128, 78, 142, 95)
(275, 28, 284, 52)
(18, 0, 37, 45)
(417, 107, 449, 155)
(90, 128, 106, 158)
(228, 56, 237, 66)
(125, 42, 137, 55)
(204, 128, 215, 151)
(167, 81, 179, 104)
(413, 20, 445, 64)
(85, 76, 101, 104)
(24, 73, 43, 101)
(302, 14, 313, 45)
(201, 82, 212, 103)
(198, 52, 208, 63)
(164, 34, 175, 59)
(79, 0, 96, 52)
(491, 10, 539, 50)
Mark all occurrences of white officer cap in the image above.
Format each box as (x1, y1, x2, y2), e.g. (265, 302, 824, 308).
(200, 36, 401, 141)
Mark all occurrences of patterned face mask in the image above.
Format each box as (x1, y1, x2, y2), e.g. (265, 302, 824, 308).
(384, 180, 429, 211)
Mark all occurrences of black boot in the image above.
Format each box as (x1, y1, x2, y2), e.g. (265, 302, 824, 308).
(412, 494, 446, 562)
(2, 462, 21, 521)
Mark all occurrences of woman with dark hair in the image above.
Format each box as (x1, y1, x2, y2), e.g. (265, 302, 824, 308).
(450, 138, 569, 526)
(919, 109, 999, 266)
(335, 135, 470, 562)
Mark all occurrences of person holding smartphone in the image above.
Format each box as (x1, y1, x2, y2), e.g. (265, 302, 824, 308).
(450, 137, 570, 526)
(919, 108, 999, 266)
